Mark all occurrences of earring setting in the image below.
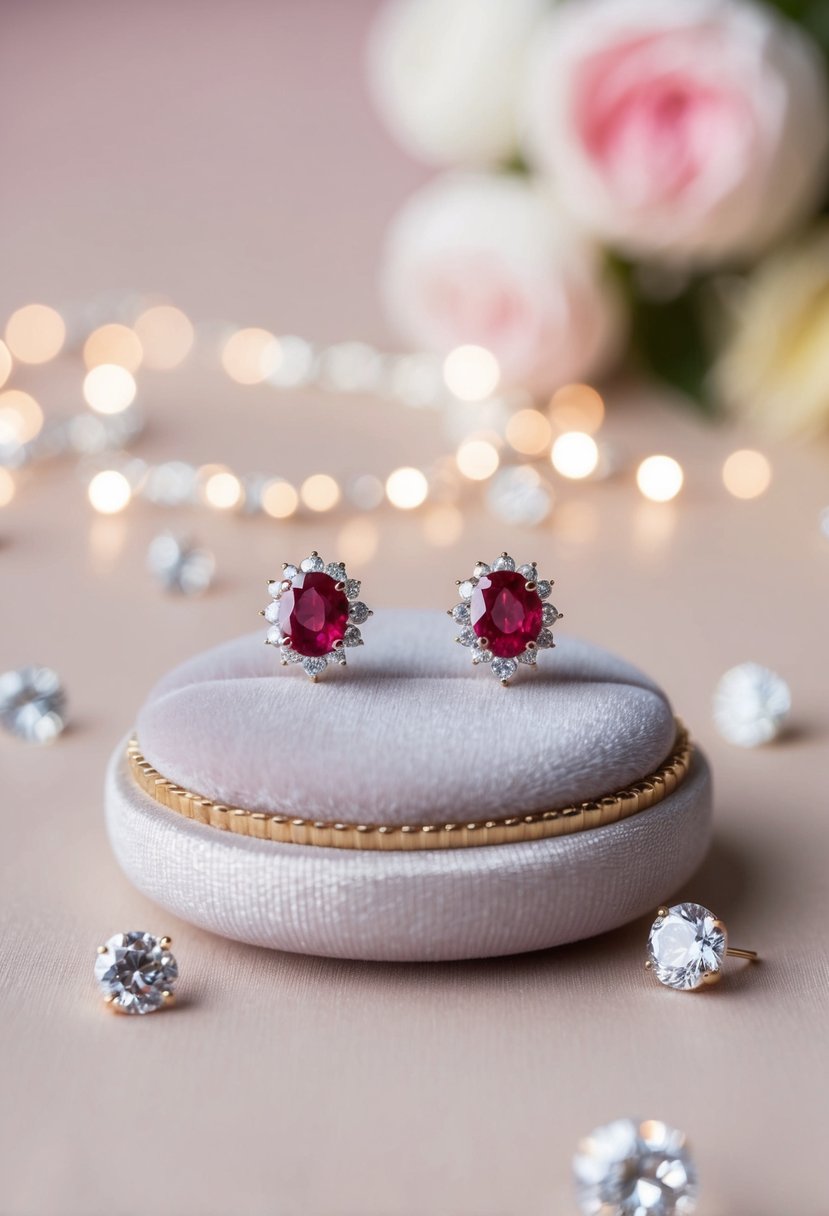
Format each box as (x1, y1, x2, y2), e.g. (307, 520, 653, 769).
(646, 902, 758, 991)
(261, 552, 373, 680)
(94, 931, 178, 1014)
(450, 552, 561, 684)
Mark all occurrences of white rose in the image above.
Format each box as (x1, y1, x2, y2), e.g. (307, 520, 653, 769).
(522, 0, 829, 263)
(367, 0, 546, 166)
(381, 172, 625, 393)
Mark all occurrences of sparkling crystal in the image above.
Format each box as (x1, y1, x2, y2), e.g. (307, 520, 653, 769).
(326, 562, 347, 582)
(573, 1117, 698, 1215)
(147, 534, 215, 595)
(348, 601, 371, 625)
(542, 603, 559, 625)
(491, 657, 518, 682)
(300, 554, 325, 572)
(0, 666, 66, 743)
(536, 579, 552, 600)
(517, 563, 537, 578)
(470, 571, 543, 658)
(94, 931, 178, 1015)
(536, 628, 555, 649)
(487, 466, 552, 526)
(473, 562, 491, 578)
(647, 903, 725, 991)
(282, 564, 299, 581)
(452, 603, 470, 625)
(264, 602, 280, 623)
(277, 572, 349, 657)
(344, 579, 361, 600)
(492, 553, 516, 571)
(302, 657, 328, 679)
(457, 626, 477, 647)
(458, 578, 477, 600)
(518, 649, 537, 665)
(471, 646, 492, 664)
(343, 625, 363, 647)
(266, 625, 285, 646)
(713, 662, 791, 747)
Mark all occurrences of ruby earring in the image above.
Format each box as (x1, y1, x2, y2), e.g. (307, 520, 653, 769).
(449, 553, 561, 685)
(261, 552, 373, 680)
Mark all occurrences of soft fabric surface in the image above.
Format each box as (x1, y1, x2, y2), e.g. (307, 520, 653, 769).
(137, 611, 678, 825)
(106, 741, 712, 961)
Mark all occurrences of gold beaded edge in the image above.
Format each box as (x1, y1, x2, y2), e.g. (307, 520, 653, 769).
(126, 720, 692, 852)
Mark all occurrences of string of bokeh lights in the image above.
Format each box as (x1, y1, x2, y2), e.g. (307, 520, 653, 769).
(0, 299, 776, 529)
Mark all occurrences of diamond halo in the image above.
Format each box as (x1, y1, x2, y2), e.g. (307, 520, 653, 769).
(449, 552, 561, 684)
(262, 552, 373, 681)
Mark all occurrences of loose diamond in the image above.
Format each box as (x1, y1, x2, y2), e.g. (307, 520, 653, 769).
(0, 666, 66, 743)
(573, 1117, 698, 1215)
(348, 601, 371, 625)
(471, 571, 543, 658)
(491, 657, 518, 682)
(147, 534, 215, 595)
(277, 571, 349, 657)
(713, 662, 790, 747)
(647, 903, 726, 991)
(94, 932, 178, 1015)
(302, 657, 327, 679)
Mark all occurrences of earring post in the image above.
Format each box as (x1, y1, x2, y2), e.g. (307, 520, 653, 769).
(726, 946, 758, 961)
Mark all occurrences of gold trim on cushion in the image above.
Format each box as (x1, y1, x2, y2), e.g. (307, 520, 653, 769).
(126, 720, 692, 851)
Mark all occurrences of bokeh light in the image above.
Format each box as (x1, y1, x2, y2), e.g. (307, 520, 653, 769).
(443, 345, 500, 401)
(83, 364, 137, 415)
(385, 466, 429, 509)
(0, 468, 15, 507)
(0, 390, 44, 444)
(0, 340, 12, 389)
(636, 455, 684, 502)
(133, 305, 194, 369)
(261, 478, 299, 519)
(83, 324, 143, 372)
(300, 473, 341, 512)
(422, 504, 464, 547)
(722, 449, 771, 500)
(5, 304, 65, 364)
(88, 470, 131, 514)
(505, 408, 552, 456)
(204, 470, 243, 510)
(551, 431, 599, 480)
(548, 383, 605, 434)
(338, 517, 379, 565)
(456, 437, 500, 481)
(221, 327, 281, 385)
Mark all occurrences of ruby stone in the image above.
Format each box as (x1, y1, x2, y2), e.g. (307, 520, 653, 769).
(277, 571, 349, 657)
(470, 570, 543, 658)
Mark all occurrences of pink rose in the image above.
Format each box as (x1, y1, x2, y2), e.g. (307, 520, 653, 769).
(381, 172, 624, 393)
(523, 0, 829, 263)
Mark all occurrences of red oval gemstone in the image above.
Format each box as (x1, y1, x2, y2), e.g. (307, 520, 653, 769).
(470, 570, 543, 658)
(277, 571, 349, 657)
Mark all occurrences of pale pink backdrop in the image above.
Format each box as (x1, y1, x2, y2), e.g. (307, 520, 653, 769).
(1, 4, 828, 1215)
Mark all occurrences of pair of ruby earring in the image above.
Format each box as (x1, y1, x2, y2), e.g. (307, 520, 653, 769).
(260, 550, 562, 684)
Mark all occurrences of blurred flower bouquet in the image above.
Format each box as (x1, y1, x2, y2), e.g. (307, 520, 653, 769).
(369, 0, 829, 436)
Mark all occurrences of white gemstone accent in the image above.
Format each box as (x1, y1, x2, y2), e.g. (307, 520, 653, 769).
(343, 625, 363, 647)
(471, 646, 492, 664)
(517, 563, 537, 578)
(492, 554, 516, 571)
(282, 564, 298, 580)
(457, 626, 476, 647)
(458, 578, 477, 600)
(473, 562, 491, 578)
(573, 1117, 698, 1216)
(647, 903, 726, 991)
(326, 562, 347, 582)
(344, 579, 361, 600)
(329, 649, 347, 665)
(542, 603, 559, 626)
(300, 554, 324, 572)
(713, 662, 791, 747)
(536, 629, 554, 649)
(491, 658, 517, 681)
(349, 601, 370, 624)
(302, 657, 327, 678)
(94, 932, 178, 1015)
(536, 579, 552, 600)
(264, 601, 280, 623)
(0, 666, 66, 744)
(518, 649, 537, 666)
(268, 580, 282, 599)
(266, 625, 284, 646)
(452, 603, 470, 625)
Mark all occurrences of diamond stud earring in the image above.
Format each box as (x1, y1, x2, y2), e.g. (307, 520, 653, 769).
(573, 1116, 698, 1215)
(449, 552, 561, 684)
(95, 932, 178, 1014)
(261, 552, 373, 681)
(646, 902, 758, 991)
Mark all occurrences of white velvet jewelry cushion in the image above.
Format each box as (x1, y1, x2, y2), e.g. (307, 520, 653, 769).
(105, 610, 712, 960)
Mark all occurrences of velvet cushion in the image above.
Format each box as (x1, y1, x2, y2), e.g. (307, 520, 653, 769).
(106, 611, 712, 960)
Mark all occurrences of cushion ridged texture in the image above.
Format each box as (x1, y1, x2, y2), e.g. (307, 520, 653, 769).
(105, 612, 713, 960)
(137, 611, 677, 825)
